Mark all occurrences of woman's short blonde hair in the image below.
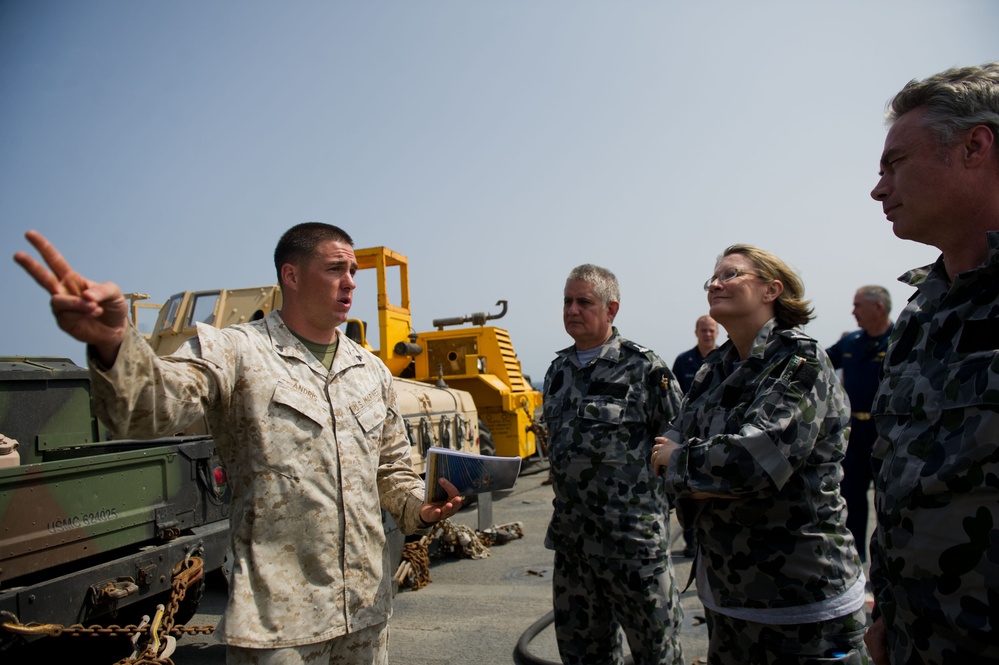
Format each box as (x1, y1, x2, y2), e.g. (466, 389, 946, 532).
(720, 244, 814, 328)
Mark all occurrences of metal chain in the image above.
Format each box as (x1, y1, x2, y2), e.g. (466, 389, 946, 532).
(1, 554, 217, 664)
(395, 523, 444, 590)
(477, 521, 524, 547)
(117, 553, 208, 664)
(394, 519, 525, 592)
(438, 520, 490, 560)
(398, 540, 434, 590)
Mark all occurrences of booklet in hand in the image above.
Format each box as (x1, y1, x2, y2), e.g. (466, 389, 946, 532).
(424, 446, 522, 503)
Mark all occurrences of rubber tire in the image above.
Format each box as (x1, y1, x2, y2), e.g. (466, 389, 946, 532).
(478, 419, 496, 456)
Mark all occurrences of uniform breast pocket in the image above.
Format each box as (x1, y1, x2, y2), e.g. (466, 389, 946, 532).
(352, 398, 387, 435)
(578, 398, 626, 423)
(703, 400, 746, 438)
(876, 351, 999, 419)
(257, 380, 330, 478)
(571, 398, 630, 456)
(542, 398, 564, 425)
(873, 367, 927, 418)
(542, 398, 569, 462)
(271, 380, 329, 428)
(703, 382, 752, 435)
(940, 351, 999, 410)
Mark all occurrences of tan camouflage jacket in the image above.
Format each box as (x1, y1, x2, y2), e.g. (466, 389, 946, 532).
(90, 312, 427, 648)
(871, 232, 999, 652)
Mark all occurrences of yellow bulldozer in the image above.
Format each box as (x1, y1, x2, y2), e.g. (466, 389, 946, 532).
(128, 245, 544, 471)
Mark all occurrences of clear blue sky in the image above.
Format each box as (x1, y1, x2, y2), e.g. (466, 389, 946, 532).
(3, 1, 997, 382)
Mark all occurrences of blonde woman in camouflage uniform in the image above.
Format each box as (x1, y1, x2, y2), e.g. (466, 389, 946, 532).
(652, 245, 868, 664)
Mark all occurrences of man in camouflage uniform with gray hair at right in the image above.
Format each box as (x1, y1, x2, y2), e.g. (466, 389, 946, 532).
(866, 62, 999, 663)
(542, 263, 684, 665)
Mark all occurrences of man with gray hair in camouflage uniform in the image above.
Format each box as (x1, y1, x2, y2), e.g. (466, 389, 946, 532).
(867, 62, 999, 663)
(541, 263, 684, 665)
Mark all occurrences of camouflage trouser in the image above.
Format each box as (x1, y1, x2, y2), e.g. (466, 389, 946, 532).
(226, 620, 389, 665)
(879, 601, 999, 665)
(552, 549, 683, 665)
(704, 607, 869, 665)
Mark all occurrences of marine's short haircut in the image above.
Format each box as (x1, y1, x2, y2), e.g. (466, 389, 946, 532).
(274, 222, 354, 285)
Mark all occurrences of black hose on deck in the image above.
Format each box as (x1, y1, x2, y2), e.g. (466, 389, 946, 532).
(513, 610, 635, 665)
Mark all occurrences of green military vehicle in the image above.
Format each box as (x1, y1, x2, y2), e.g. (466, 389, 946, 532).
(0, 356, 231, 653)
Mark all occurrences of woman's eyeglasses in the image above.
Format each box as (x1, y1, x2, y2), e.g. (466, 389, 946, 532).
(703, 268, 761, 291)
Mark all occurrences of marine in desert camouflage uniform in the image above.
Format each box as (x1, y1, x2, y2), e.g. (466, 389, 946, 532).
(91, 313, 422, 655)
(655, 245, 868, 665)
(542, 263, 684, 665)
(867, 63, 999, 664)
(14, 224, 463, 665)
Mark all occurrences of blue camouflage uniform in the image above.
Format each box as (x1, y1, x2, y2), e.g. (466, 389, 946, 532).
(542, 327, 684, 665)
(663, 319, 867, 664)
(826, 324, 893, 562)
(870, 232, 999, 664)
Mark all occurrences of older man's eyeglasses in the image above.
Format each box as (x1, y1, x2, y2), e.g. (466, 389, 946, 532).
(703, 268, 760, 291)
